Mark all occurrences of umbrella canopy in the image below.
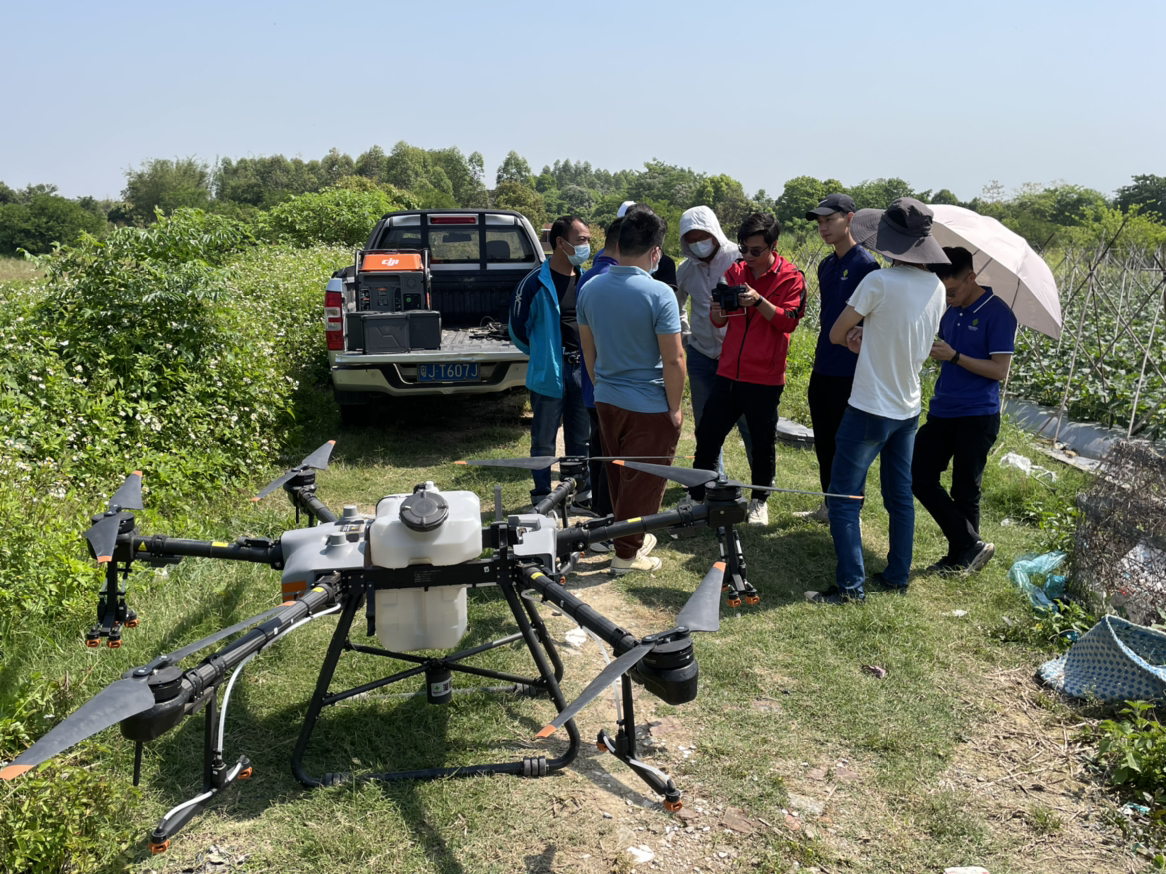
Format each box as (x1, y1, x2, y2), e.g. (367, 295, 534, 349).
(928, 205, 1063, 339)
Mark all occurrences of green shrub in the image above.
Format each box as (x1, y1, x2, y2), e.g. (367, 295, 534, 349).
(258, 185, 413, 247)
(0, 675, 139, 874)
(1095, 701, 1166, 801)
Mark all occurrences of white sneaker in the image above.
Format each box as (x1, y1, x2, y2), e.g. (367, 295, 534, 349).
(793, 501, 829, 523)
(610, 554, 662, 575)
(638, 532, 657, 558)
(747, 499, 769, 525)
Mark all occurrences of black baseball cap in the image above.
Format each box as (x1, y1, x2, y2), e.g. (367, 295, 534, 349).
(805, 193, 857, 220)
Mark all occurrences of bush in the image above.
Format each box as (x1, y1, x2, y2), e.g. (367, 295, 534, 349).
(0, 195, 106, 256)
(258, 185, 413, 247)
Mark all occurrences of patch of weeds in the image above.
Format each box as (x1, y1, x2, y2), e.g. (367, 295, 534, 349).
(1029, 803, 1064, 833)
(916, 791, 988, 848)
(1096, 701, 1166, 799)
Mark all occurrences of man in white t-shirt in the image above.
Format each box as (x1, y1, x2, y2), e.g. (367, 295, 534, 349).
(807, 198, 949, 604)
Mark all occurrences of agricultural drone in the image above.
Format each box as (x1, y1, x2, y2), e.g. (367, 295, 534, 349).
(0, 443, 856, 852)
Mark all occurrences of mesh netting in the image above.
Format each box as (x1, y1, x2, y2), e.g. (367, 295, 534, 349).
(1074, 440, 1166, 624)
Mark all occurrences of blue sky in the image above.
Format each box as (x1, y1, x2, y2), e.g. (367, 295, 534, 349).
(2, 0, 1161, 203)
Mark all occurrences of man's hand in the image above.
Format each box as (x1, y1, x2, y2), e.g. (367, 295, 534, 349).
(845, 326, 863, 354)
(738, 285, 762, 307)
(930, 340, 955, 361)
(709, 301, 727, 324)
(668, 408, 683, 430)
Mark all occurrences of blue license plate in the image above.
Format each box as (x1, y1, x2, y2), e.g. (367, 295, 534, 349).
(418, 363, 481, 382)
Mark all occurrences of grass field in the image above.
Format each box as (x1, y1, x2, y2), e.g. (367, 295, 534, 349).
(4, 324, 1151, 874)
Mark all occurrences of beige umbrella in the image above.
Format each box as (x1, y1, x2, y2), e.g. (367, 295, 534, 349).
(929, 204, 1063, 339)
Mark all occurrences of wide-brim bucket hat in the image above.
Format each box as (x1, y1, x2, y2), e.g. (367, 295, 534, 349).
(850, 197, 950, 265)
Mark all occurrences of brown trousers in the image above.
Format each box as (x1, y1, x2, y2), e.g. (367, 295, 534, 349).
(596, 402, 682, 559)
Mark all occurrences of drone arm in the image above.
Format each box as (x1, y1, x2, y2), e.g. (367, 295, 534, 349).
(519, 566, 639, 656)
(556, 503, 710, 553)
(287, 488, 338, 524)
(129, 535, 283, 566)
(533, 478, 578, 517)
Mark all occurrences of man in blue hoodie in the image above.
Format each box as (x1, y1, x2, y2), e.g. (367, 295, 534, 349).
(509, 215, 592, 503)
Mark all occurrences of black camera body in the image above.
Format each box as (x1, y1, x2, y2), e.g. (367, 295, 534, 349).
(713, 278, 747, 313)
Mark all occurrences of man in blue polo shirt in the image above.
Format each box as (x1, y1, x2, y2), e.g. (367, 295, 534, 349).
(801, 194, 880, 521)
(913, 246, 1018, 574)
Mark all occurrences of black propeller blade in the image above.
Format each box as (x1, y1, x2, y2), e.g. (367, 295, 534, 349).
(676, 561, 725, 634)
(253, 440, 336, 501)
(84, 513, 122, 564)
(109, 472, 143, 511)
(614, 460, 863, 501)
(457, 455, 690, 472)
(0, 678, 155, 779)
(0, 605, 289, 780)
(536, 642, 654, 739)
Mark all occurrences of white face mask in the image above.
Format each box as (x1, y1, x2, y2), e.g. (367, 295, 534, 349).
(566, 242, 590, 266)
(689, 239, 716, 259)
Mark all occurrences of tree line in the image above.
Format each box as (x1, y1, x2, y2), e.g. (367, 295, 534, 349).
(2, 141, 1164, 257)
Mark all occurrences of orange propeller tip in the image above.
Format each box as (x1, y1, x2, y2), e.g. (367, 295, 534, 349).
(97, 556, 112, 564)
(454, 460, 467, 465)
(132, 469, 143, 476)
(327, 440, 336, 445)
(0, 764, 32, 780)
(714, 561, 726, 570)
(535, 725, 557, 739)
(613, 459, 626, 466)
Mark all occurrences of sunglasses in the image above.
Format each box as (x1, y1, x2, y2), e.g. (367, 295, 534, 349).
(738, 244, 771, 257)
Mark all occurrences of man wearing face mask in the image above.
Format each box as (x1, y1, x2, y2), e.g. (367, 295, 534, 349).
(674, 205, 754, 486)
(508, 214, 592, 504)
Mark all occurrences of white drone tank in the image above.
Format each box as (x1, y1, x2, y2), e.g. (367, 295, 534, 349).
(367, 483, 481, 652)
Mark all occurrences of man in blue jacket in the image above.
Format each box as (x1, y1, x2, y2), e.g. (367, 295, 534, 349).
(509, 214, 592, 503)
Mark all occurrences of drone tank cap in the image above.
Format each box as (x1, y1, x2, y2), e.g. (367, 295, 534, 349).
(399, 490, 450, 532)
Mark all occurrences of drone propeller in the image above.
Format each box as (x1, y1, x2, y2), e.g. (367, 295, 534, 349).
(456, 455, 688, 472)
(83, 471, 145, 562)
(0, 605, 285, 781)
(613, 460, 863, 501)
(253, 441, 336, 501)
(536, 562, 726, 738)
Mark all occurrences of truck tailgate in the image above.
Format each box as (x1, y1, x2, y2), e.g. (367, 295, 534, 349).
(333, 328, 525, 365)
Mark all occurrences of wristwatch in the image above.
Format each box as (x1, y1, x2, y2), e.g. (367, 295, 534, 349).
(951, 351, 961, 366)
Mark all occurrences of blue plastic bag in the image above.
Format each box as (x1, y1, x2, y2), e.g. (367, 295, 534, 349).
(1008, 551, 1068, 611)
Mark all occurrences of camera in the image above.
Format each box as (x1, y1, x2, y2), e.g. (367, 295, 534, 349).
(713, 277, 747, 313)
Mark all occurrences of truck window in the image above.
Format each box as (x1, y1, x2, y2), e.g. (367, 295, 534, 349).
(484, 228, 536, 263)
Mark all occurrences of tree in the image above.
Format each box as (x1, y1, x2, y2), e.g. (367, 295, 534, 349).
(122, 157, 212, 224)
(354, 145, 387, 181)
(930, 188, 961, 205)
(0, 194, 106, 255)
(848, 178, 914, 211)
(1115, 174, 1166, 222)
(318, 148, 356, 187)
(773, 175, 845, 230)
(430, 146, 489, 207)
(0, 181, 15, 204)
(496, 151, 534, 187)
(492, 180, 546, 229)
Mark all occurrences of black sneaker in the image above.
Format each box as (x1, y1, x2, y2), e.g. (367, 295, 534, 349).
(925, 555, 959, 575)
(868, 572, 909, 596)
(954, 541, 995, 574)
(806, 585, 865, 605)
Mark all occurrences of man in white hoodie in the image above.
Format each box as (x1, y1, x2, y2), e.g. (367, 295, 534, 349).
(674, 206, 754, 485)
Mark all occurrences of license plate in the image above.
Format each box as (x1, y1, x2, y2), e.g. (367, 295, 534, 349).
(418, 363, 480, 382)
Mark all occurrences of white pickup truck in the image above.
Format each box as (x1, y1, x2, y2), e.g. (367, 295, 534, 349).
(325, 209, 542, 423)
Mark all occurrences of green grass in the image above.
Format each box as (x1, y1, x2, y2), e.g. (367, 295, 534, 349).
(4, 328, 1119, 873)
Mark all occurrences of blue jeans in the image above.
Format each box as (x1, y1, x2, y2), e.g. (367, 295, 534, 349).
(687, 346, 753, 476)
(827, 406, 919, 595)
(529, 362, 590, 500)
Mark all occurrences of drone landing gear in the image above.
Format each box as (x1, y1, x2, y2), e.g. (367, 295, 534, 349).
(716, 524, 758, 608)
(87, 553, 138, 648)
(596, 673, 683, 811)
(290, 578, 582, 789)
(146, 690, 254, 854)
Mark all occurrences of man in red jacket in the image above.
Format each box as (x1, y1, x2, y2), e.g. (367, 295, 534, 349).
(686, 213, 806, 524)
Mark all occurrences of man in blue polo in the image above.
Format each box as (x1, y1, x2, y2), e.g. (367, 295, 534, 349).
(509, 215, 592, 504)
(800, 194, 880, 522)
(913, 245, 1017, 574)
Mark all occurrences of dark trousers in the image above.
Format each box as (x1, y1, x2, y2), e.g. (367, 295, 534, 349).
(911, 412, 1001, 557)
(587, 406, 613, 516)
(808, 370, 855, 495)
(692, 377, 783, 502)
(596, 402, 681, 559)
